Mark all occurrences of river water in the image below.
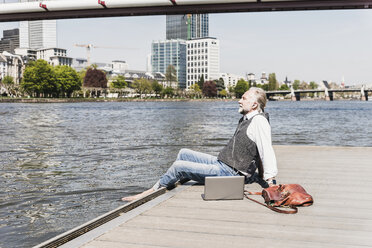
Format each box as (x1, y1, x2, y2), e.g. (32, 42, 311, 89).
(1, 100, 371, 247)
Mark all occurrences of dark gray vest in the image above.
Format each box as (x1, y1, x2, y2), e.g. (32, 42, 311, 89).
(218, 113, 268, 177)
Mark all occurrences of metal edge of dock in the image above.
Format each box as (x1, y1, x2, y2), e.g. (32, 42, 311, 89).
(31, 184, 182, 248)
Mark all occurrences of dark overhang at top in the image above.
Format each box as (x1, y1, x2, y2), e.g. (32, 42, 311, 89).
(1, 0, 372, 22)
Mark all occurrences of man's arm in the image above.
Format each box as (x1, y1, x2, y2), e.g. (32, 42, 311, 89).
(247, 115, 278, 181)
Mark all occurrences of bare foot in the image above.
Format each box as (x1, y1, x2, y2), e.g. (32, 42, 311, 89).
(122, 188, 155, 202)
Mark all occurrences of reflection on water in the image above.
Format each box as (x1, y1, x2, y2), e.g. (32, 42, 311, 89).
(0, 101, 371, 247)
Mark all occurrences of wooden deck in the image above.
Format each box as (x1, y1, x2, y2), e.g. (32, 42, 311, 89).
(62, 146, 372, 248)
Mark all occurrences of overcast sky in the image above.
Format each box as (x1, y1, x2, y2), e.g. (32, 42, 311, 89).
(1, 9, 372, 85)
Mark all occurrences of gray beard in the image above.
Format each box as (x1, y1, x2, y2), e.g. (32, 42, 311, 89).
(238, 107, 245, 114)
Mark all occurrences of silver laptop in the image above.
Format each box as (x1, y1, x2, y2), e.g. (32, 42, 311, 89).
(203, 176, 245, 200)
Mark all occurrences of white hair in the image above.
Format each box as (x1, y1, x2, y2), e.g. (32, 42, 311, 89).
(248, 87, 267, 112)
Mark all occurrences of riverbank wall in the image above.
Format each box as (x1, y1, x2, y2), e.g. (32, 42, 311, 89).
(0, 97, 363, 103)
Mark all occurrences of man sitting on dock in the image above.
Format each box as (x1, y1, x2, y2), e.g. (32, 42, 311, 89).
(122, 87, 278, 202)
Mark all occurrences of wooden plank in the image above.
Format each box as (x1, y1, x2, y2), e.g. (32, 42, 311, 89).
(119, 215, 372, 246)
(83, 226, 366, 248)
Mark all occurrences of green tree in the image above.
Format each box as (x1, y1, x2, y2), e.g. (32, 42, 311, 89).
(21, 59, 57, 97)
(299, 81, 309, 90)
(234, 79, 249, 98)
(292, 80, 300, 90)
(132, 78, 152, 98)
(162, 86, 174, 97)
(110, 75, 127, 89)
(219, 89, 227, 98)
(151, 80, 163, 96)
(228, 86, 235, 94)
(268, 73, 278, 91)
(215, 77, 225, 94)
(165, 64, 177, 85)
(190, 83, 201, 92)
(189, 83, 202, 98)
(309, 81, 318, 89)
(197, 75, 205, 90)
(202, 81, 217, 98)
(78, 68, 87, 84)
(1, 75, 14, 95)
(279, 84, 290, 90)
(55, 65, 81, 97)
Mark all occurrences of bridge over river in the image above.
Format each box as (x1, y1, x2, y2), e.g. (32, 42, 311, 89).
(1, 0, 372, 22)
(266, 88, 371, 101)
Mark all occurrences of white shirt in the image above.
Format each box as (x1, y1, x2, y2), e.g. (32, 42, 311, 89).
(243, 110, 278, 180)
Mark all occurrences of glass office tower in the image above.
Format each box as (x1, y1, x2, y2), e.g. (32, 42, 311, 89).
(166, 14, 209, 40)
(151, 39, 187, 89)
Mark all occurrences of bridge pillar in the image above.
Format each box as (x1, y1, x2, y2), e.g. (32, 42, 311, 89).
(325, 91, 333, 101)
(361, 91, 368, 101)
(291, 91, 300, 101)
(295, 92, 301, 101)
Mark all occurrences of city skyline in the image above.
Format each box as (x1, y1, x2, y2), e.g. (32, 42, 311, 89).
(1, 9, 372, 85)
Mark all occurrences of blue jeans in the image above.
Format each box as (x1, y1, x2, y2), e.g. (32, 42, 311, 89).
(153, 148, 239, 190)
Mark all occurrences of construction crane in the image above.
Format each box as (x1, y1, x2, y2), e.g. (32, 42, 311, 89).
(73, 44, 137, 67)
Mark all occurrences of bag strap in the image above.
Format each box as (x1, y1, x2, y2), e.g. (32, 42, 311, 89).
(244, 190, 298, 214)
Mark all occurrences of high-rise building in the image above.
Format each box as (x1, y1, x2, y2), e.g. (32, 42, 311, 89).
(20, 20, 57, 49)
(0, 28, 20, 53)
(190, 14, 209, 39)
(18, 0, 57, 49)
(151, 39, 187, 89)
(186, 37, 220, 89)
(166, 14, 209, 40)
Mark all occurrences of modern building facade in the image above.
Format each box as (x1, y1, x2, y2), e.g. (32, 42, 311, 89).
(151, 39, 187, 89)
(219, 72, 245, 90)
(14, 48, 37, 59)
(190, 14, 209, 39)
(0, 29, 20, 53)
(112, 60, 128, 74)
(166, 14, 209, 40)
(20, 20, 57, 50)
(186, 37, 220, 89)
(37, 48, 72, 66)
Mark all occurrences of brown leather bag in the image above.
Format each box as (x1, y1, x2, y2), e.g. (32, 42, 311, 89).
(245, 184, 314, 214)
